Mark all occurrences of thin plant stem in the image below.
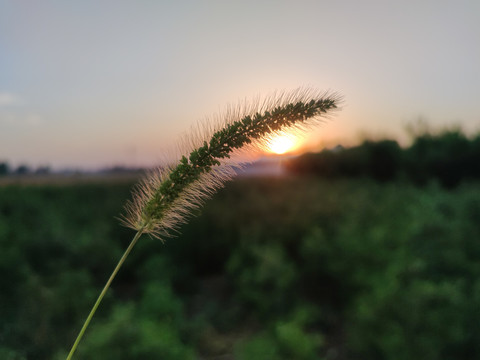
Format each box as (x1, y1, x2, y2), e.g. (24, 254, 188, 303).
(66, 229, 144, 360)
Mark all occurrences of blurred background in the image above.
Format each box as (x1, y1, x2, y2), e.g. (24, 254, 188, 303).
(1, 1, 480, 359)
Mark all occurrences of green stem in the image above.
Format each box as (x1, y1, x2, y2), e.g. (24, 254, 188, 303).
(66, 229, 144, 360)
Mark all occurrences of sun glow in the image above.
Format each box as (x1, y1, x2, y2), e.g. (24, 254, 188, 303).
(267, 134, 298, 154)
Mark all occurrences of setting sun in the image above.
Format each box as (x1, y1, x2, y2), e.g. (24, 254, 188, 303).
(267, 134, 297, 155)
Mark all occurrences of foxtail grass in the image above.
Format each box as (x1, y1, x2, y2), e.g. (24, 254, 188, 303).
(66, 88, 341, 359)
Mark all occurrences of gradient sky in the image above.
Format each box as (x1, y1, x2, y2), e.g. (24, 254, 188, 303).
(1, 1, 479, 169)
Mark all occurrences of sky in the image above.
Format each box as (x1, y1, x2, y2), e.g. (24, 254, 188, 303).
(1, 0, 479, 170)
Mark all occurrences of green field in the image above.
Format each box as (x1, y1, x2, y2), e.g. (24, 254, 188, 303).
(1, 176, 480, 359)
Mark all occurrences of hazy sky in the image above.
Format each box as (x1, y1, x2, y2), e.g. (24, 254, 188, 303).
(1, 1, 479, 169)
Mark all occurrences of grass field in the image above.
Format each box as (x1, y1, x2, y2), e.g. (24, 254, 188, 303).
(1, 175, 480, 359)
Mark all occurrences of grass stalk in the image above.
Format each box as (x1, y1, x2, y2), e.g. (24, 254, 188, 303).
(66, 229, 144, 360)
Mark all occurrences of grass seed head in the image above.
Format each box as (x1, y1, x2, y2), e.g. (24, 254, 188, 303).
(122, 88, 342, 239)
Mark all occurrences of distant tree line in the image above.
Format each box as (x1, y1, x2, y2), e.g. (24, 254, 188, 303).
(284, 129, 480, 188)
(0, 162, 50, 176)
(0, 163, 144, 176)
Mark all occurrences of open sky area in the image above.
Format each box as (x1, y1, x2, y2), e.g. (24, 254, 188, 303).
(1, 0, 479, 170)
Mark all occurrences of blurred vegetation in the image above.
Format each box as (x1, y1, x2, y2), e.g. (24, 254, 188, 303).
(1, 128, 480, 359)
(285, 128, 480, 188)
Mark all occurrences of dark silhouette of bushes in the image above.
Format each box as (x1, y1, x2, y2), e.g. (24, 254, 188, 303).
(285, 129, 480, 187)
(0, 162, 9, 176)
(405, 130, 480, 187)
